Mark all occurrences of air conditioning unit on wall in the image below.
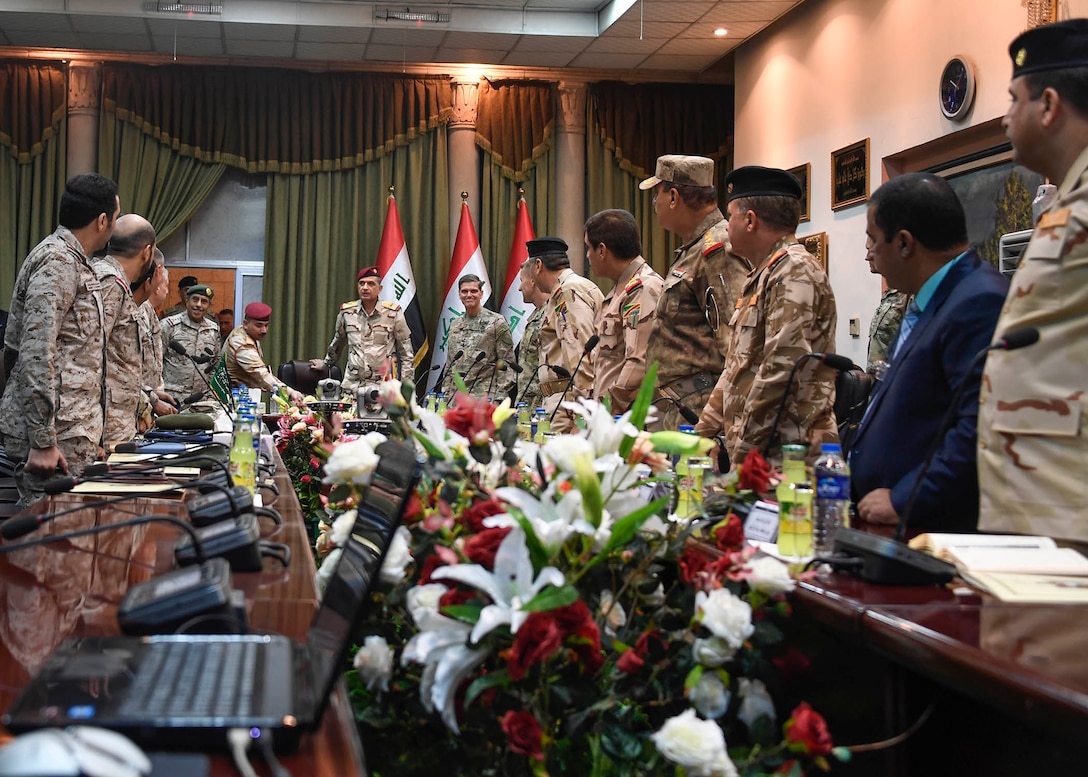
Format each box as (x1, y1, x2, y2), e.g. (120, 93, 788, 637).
(999, 229, 1033, 278)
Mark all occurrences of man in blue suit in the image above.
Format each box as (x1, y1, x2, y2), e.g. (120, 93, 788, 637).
(849, 173, 1009, 531)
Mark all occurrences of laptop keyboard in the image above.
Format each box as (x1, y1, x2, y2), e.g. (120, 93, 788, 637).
(119, 639, 258, 719)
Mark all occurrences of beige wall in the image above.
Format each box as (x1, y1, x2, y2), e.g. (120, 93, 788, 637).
(734, 0, 1088, 366)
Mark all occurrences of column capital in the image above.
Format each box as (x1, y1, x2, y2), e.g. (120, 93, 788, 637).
(557, 81, 587, 136)
(449, 78, 480, 129)
(67, 62, 101, 117)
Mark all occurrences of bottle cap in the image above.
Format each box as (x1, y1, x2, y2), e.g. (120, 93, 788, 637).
(679, 425, 695, 433)
(820, 443, 842, 453)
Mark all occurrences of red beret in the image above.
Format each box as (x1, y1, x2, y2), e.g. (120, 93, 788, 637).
(244, 302, 272, 322)
(357, 266, 380, 281)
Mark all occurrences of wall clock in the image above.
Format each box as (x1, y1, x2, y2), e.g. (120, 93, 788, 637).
(939, 56, 976, 121)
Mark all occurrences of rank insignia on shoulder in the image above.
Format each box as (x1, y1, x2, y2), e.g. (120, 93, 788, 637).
(341, 299, 361, 310)
(1038, 208, 1070, 230)
(623, 276, 643, 294)
(381, 300, 402, 311)
(702, 240, 725, 257)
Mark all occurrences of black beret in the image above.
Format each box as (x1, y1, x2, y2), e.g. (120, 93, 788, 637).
(725, 166, 803, 202)
(526, 236, 568, 258)
(177, 275, 198, 289)
(1010, 19, 1088, 79)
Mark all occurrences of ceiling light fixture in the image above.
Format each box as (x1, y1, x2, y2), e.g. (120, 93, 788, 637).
(376, 8, 451, 23)
(714, 28, 728, 36)
(154, 1, 223, 13)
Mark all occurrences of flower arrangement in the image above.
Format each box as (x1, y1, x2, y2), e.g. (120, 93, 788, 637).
(317, 371, 848, 777)
(275, 402, 331, 534)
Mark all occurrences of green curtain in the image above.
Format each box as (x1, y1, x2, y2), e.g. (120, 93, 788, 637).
(263, 129, 449, 370)
(0, 62, 67, 304)
(98, 116, 226, 242)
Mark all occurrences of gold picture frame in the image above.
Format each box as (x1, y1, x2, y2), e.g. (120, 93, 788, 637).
(831, 138, 870, 210)
(800, 231, 828, 273)
(788, 163, 811, 223)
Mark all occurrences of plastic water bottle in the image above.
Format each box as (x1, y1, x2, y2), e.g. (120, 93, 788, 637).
(813, 443, 850, 554)
(230, 410, 257, 494)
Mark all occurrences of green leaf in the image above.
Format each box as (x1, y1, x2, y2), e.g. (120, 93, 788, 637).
(647, 430, 714, 456)
(411, 427, 446, 460)
(510, 511, 550, 569)
(600, 720, 643, 762)
(577, 469, 604, 529)
(463, 670, 509, 709)
(522, 584, 579, 612)
(683, 664, 705, 693)
(440, 604, 482, 623)
(619, 363, 657, 459)
(581, 497, 670, 573)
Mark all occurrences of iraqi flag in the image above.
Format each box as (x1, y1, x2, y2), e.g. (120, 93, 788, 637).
(499, 194, 536, 348)
(428, 200, 492, 392)
(376, 191, 429, 372)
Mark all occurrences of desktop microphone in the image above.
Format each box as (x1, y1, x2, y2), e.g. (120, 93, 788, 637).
(660, 395, 701, 426)
(513, 364, 566, 407)
(434, 349, 464, 394)
(167, 341, 232, 415)
(762, 351, 859, 458)
(465, 351, 488, 394)
(485, 361, 510, 398)
(549, 335, 600, 423)
(832, 326, 1040, 585)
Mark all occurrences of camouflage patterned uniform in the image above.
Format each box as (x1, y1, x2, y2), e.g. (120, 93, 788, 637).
(593, 257, 664, 414)
(867, 289, 912, 375)
(978, 146, 1088, 544)
(224, 326, 280, 393)
(321, 299, 414, 392)
(709, 237, 838, 466)
(538, 269, 605, 432)
(137, 300, 166, 426)
(647, 212, 748, 432)
(0, 227, 105, 502)
(161, 311, 222, 401)
(441, 308, 516, 398)
(94, 256, 144, 446)
(516, 304, 545, 410)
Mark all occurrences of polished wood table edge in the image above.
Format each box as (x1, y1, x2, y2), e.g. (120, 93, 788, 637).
(861, 607, 1088, 739)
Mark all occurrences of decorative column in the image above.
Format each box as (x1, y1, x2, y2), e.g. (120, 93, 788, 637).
(67, 62, 101, 177)
(556, 81, 587, 273)
(448, 79, 481, 254)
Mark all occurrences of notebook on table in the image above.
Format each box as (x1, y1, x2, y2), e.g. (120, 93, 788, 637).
(2, 438, 419, 753)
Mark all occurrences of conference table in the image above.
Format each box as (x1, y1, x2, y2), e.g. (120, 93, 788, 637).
(0, 461, 366, 776)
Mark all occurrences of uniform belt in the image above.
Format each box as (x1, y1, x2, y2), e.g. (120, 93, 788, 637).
(658, 372, 716, 402)
(540, 378, 570, 396)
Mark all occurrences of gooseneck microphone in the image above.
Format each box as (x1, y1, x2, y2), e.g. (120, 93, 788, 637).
(465, 350, 488, 394)
(513, 364, 566, 408)
(763, 351, 859, 458)
(832, 326, 1040, 585)
(167, 340, 230, 414)
(0, 513, 208, 565)
(435, 349, 464, 395)
(549, 335, 600, 423)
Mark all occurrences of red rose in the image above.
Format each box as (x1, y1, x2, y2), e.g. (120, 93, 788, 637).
(738, 448, 772, 493)
(619, 628, 667, 674)
(617, 648, 645, 674)
(462, 527, 512, 569)
(438, 588, 476, 611)
(300, 474, 312, 484)
(784, 702, 834, 757)
(678, 547, 709, 584)
(713, 515, 746, 550)
(773, 647, 813, 684)
(501, 710, 544, 761)
(507, 612, 563, 681)
(419, 555, 448, 584)
(310, 456, 321, 469)
(443, 393, 496, 444)
(404, 492, 426, 524)
(461, 497, 505, 533)
(552, 600, 603, 675)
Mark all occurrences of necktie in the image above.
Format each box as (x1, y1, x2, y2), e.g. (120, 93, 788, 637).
(891, 300, 920, 360)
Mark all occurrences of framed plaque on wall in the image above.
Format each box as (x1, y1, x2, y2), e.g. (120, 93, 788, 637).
(831, 139, 870, 210)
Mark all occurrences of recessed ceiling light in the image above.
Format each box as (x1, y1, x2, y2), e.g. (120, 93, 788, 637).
(714, 28, 728, 37)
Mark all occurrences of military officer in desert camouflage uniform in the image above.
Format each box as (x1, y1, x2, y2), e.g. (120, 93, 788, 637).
(978, 19, 1088, 547)
(137, 256, 178, 428)
(225, 302, 305, 404)
(94, 213, 158, 447)
(514, 261, 547, 410)
(638, 155, 749, 432)
(529, 237, 605, 433)
(585, 209, 664, 415)
(161, 283, 222, 403)
(866, 288, 911, 379)
(705, 166, 838, 467)
(310, 266, 414, 393)
(0, 173, 119, 504)
(441, 275, 516, 399)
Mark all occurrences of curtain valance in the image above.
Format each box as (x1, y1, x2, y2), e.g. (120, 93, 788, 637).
(100, 64, 453, 174)
(0, 62, 66, 163)
(475, 79, 554, 182)
(591, 81, 734, 178)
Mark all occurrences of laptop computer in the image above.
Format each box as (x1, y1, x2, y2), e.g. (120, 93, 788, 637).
(2, 438, 419, 753)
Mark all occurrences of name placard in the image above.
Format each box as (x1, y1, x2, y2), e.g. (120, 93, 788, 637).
(744, 500, 780, 543)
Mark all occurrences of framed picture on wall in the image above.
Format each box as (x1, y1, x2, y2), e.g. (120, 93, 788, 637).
(800, 231, 828, 273)
(831, 139, 870, 210)
(788, 163, 811, 222)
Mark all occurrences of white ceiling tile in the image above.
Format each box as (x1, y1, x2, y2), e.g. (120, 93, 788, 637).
(638, 52, 728, 70)
(297, 42, 367, 60)
(698, 1, 799, 23)
(77, 33, 153, 52)
(364, 44, 440, 62)
(2, 30, 81, 48)
(223, 22, 297, 42)
(152, 36, 226, 57)
(67, 14, 147, 34)
(225, 40, 296, 57)
(602, 20, 692, 39)
(513, 35, 590, 53)
(0, 12, 73, 32)
(146, 17, 222, 38)
(502, 51, 581, 68)
(297, 25, 370, 44)
(433, 47, 513, 64)
(368, 27, 447, 46)
(569, 51, 648, 69)
(583, 36, 668, 54)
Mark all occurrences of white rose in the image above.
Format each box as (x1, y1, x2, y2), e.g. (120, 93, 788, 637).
(692, 636, 737, 668)
(353, 635, 395, 693)
(406, 583, 449, 624)
(689, 671, 731, 720)
(379, 526, 413, 586)
(329, 509, 358, 547)
(324, 438, 379, 485)
(651, 708, 738, 777)
(316, 547, 342, 595)
(695, 589, 754, 650)
(746, 556, 796, 596)
(737, 678, 777, 733)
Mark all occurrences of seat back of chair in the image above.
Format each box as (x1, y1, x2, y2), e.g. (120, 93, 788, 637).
(277, 360, 342, 395)
(835, 368, 872, 456)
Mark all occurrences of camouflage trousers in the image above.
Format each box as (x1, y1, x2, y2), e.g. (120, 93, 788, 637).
(648, 385, 715, 432)
(3, 435, 99, 506)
